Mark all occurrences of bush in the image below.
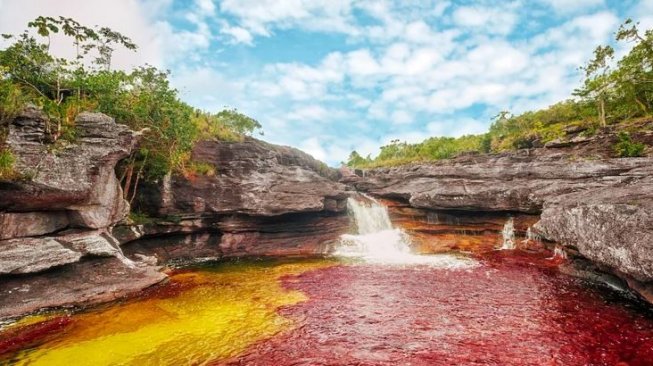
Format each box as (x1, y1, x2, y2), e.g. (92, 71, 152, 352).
(614, 132, 646, 157)
(186, 161, 217, 177)
(0, 148, 16, 179)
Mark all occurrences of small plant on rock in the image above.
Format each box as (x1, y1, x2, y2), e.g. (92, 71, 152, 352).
(0, 148, 16, 179)
(614, 132, 646, 157)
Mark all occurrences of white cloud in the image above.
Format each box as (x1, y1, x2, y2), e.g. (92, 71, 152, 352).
(1, 1, 633, 166)
(452, 5, 519, 35)
(299, 137, 328, 161)
(542, 0, 605, 13)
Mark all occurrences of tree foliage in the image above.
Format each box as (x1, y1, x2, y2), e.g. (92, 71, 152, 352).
(0, 17, 262, 197)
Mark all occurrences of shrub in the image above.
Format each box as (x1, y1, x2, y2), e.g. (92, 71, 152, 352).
(0, 148, 16, 179)
(614, 132, 646, 157)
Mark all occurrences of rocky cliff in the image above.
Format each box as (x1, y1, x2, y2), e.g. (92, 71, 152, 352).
(0, 108, 349, 319)
(0, 107, 149, 273)
(120, 137, 349, 263)
(348, 133, 653, 302)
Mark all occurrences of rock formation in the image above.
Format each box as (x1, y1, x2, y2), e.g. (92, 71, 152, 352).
(0, 107, 142, 274)
(0, 108, 349, 319)
(120, 137, 349, 264)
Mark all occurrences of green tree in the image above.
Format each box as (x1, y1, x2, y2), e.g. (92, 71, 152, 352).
(575, 45, 615, 127)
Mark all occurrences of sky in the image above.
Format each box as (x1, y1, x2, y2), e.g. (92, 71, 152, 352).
(1, 0, 652, 165)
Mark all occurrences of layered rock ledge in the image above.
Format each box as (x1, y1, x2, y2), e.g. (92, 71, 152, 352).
(0, 107, 139, 275)
(125, 137, 350, 263)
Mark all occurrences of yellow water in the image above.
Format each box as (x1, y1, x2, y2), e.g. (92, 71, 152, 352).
(5, 259, 334, 366)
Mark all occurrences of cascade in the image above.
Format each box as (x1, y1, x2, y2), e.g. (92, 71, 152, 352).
(333, 194, 476, 268)
(551, 245, 568, 260)
(501, 217, 516, 250)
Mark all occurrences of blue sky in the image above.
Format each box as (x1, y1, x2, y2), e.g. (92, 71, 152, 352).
(1, 0, 652, 165)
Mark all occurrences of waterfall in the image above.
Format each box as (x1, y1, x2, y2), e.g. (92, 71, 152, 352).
(333, 194, 477, 268)
(551, 245, 568, 260)
(500, 217, 516, 250)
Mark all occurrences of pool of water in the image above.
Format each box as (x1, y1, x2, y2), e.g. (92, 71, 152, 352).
(2, 252, 653, 365)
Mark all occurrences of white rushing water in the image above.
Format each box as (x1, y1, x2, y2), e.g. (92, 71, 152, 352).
(333, 194, 477, 268)
(500, 217, 516, 250)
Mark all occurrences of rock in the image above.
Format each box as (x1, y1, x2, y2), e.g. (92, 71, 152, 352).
(544, 136, 594, 148)
(0, 237, 82, 274)
(0, 212, 69, 240)
(0, 108, 140, 276)
(0, 230, 123, 275)
(121, 212, 350, 262)
(1, 110, 136, 224)
(535, 178, 653, 283)
(353, 151, 651, 213)
(138, 138, 347, 216)
(0, 257, 166, 320)
(123, 232, 222, 263)
(216, 213, 350, 258)
(353, 142, 653, 303)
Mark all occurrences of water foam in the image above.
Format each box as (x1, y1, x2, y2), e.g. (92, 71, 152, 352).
(500, 217, 516, 250)
(333, 194, 477, 268)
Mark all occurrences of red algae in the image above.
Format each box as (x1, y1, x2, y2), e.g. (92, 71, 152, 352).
(222, 252, 653, 366)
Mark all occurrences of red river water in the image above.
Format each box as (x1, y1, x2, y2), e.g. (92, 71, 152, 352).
(223, 252, 653, 366)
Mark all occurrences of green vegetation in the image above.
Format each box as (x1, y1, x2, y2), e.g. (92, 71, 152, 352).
(347, 19, 652, 168)
(128, 211, 155, 225)
(0, 16, 262, 193)
(0, 148, 16, 179)
(614, 132, 646, 157)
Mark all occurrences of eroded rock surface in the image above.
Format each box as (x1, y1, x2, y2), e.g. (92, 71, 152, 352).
(122, 137, 350, 265)
(0, 113, 350, 318)
(0, 258, 166, 319)
(350, 150, 650, 213)
(139, 138, 347, 216)
(0, 108, 138, 277)
(535, 175, 653, 300)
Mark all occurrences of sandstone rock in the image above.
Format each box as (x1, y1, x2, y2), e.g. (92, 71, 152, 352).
(0, 237, 82, 274)
(1, 109, 136, 226)
(0, 257, 166, 320)
(217, 213, 350, 258)
(0, 212, 69, 240)
(353, 151, 651, 213)
(123, 232, 222, 263)
(138, 138, 347, 217)
(535, 178, 653, 282)
(57, 231, 121, 257)
(0, 230, 127, 275)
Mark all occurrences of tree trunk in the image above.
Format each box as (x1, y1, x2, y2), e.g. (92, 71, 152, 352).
(599, 97, 606, 127)
(123, 163, 134, 200)
(129, 155, 147, 206)
(634, 96, 649, 115)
